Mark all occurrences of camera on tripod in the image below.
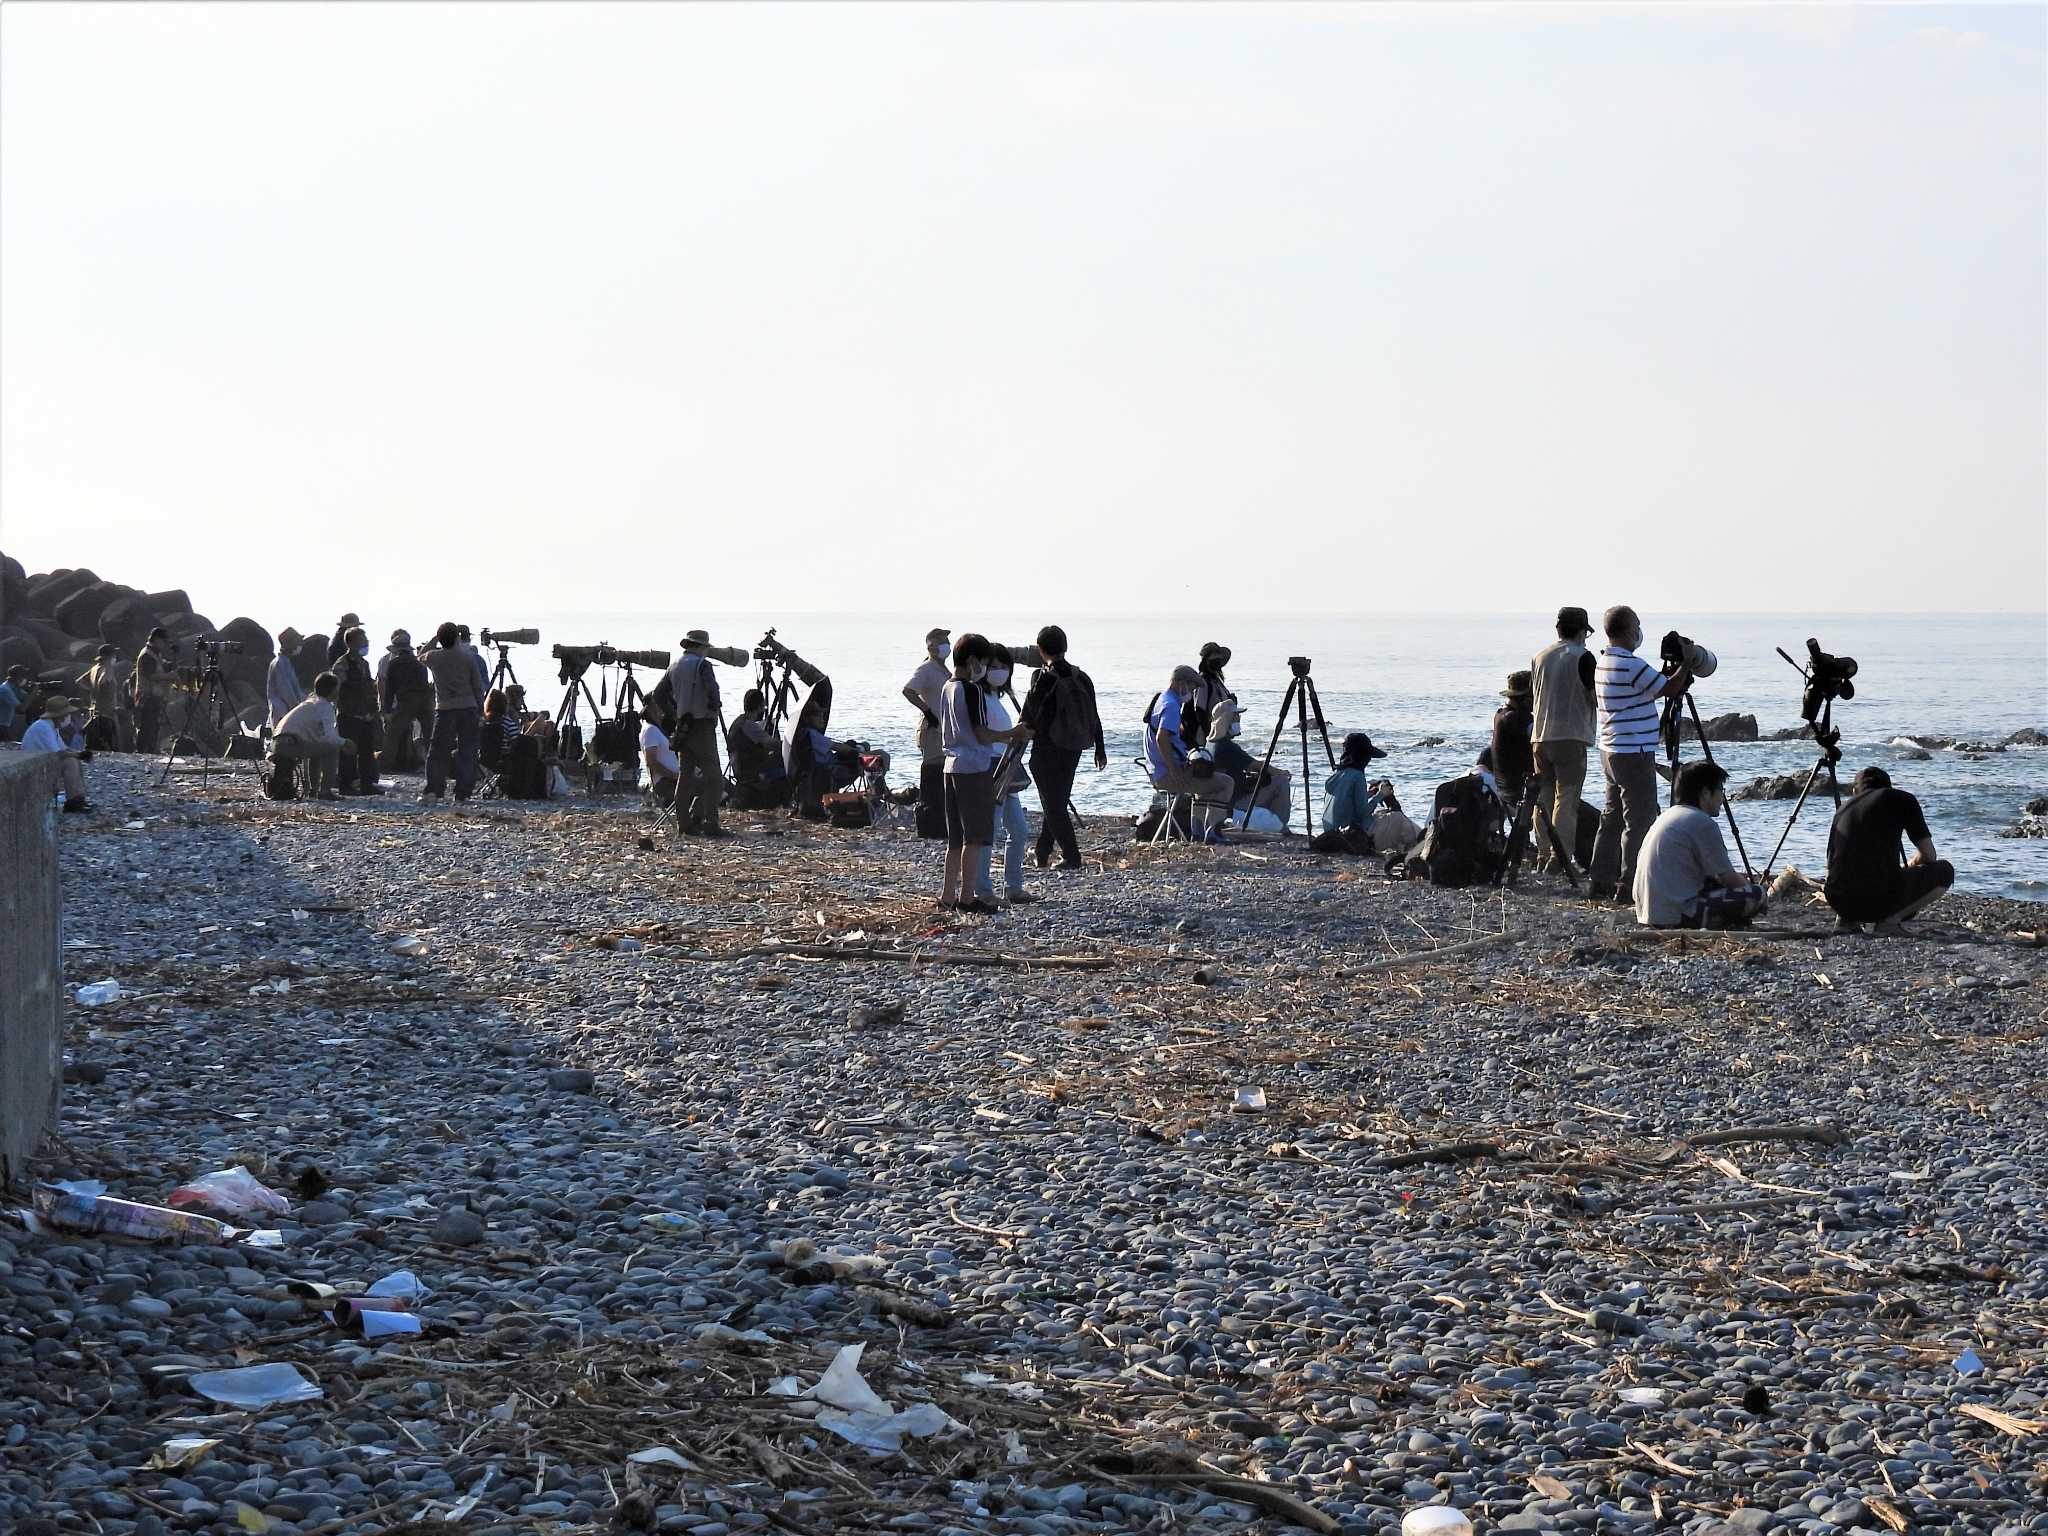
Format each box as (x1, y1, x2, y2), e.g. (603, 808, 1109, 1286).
(1287, 655, 1313, 679)
(755, 629, 790, 664)
(1798, 637, 1858, 722)
(552, 642, 669, 680)
(1658, 631, 1718, 677)
(480, 627, 538, 648)
(194, 637, 245, 658)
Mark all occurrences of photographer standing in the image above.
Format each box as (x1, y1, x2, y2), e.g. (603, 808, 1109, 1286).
(332, 626, 382, 796)
(663, 629, 726, 837)
(1825, 767, 1955, 934)
(378, 630, 434, 774)
(1019, 624, 1106, 871)
(131, 627, 174, 757)
(903, 628, 951, 840)
(1588, 605, 1686, 900)
(421, 622, 482, 802)
(1529, 607, 1597, 874)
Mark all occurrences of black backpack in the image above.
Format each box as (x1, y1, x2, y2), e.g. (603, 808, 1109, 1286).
(1404, 775, 1507, 887)
(386, 652, 432, 703)
(1043, 669, 1095, 753)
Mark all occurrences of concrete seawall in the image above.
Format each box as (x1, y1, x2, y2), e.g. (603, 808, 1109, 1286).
(0, 752, 62, 1185)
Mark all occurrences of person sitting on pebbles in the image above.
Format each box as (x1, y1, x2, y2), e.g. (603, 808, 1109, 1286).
(20, 695, 94, 813)
(1633, 762, 1764, 929)
(1824, 765, 1955, 935)
(1311, 732, 1393, 856)
(275, 672, 352, 802)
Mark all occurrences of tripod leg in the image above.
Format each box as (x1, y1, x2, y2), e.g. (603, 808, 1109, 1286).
(1245, 679, 1297, 823)
(1760, 757, 1831, 886)
(1682, 694, 1754, 876)
(1296, 680, 1312, 839)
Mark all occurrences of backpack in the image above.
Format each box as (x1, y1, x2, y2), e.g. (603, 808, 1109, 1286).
(1043, 668, 1095, 753)
(1404, 775, 1507, 887)
(386, 652, 431, 703)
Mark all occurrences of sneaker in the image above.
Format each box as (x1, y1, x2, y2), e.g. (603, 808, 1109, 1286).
(1585, 882, 1615, 902)
(1006, 890, 1042, 905)
(62, 798, 92, 815)
(1053, 859, 1085, 873)
(961, 899, 1002, 916)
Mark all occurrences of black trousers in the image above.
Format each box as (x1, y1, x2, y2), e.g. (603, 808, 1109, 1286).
(338, 714, 378, 793)
(917, 761, 947, 839)
(1031, 746, 1082, 866)
(1826, 860, 1955, 924)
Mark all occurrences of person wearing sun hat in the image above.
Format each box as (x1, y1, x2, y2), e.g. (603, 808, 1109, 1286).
(663, 629, 726, 836)
(21, 695, 93, 812)
(1310, 731, 1392, 855)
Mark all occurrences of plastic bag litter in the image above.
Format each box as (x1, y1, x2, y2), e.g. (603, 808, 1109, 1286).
(188, 1362, 322, 1408)
(367, 1268, 425, 1300)
(1619, 1387, 1666, 1407)
(50, 1178, 107, 1199)
(168, 1168, 292, 1219)
(357, 1310, 422, 1339)
(815, 1401, 965, 1455)
(804, 1344, 891, 1414)
(627, 1447, 697, 1470)
(1232, 1087, 1267, 1112)
(388, 936, 428, 957)
(148, 1436, 221, 1469)
(1241, 807, 1285, 835)
(75, 980, 123, 1007)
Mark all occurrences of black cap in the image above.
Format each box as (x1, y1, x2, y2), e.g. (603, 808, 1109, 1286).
(1340, 732, 1387, 766)
(1555, 606, 1592, 637)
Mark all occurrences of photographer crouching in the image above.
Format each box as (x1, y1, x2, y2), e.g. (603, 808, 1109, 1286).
(1825, 767, 1954, 935)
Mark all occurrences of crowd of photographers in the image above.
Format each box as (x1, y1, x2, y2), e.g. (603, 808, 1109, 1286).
(0, 604, 1959, 935)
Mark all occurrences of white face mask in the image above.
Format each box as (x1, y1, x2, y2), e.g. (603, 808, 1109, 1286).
(934, 641, 951, 661)
(988, 667, 1011, 687)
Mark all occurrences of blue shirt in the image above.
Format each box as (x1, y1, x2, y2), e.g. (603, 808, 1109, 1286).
(1319, 766, 1387, 834)
(0, 680, 21, 735)
(1145, 690, 1186, 785)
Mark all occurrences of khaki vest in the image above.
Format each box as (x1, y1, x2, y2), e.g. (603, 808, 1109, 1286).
(1531, 639, 1596, 746)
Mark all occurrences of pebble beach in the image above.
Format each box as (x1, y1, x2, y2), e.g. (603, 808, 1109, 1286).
(7, 756, 2048, 1536)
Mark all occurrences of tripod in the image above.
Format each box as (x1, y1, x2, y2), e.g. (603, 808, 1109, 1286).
(155, 652, 256, 790)
(488, 644, 521, 695)
(552, 667, 606, 764)
(1759, 653, 1847, 885)
(1245, 659, 1338, 839)
(1658, 681, 1755, 877)
(1500, 763, 1583, 887)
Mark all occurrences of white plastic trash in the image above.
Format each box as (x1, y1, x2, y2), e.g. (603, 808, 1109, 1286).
(389, 937, 428, 957)
(1401, 1509, 1473, 1536)
(75, 980, 123, 1007)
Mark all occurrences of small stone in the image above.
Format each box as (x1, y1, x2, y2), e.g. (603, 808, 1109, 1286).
(432, 1209, 485, 1247)
(546, 1068, 597, 1093)
(298, 1200, 347, 1228)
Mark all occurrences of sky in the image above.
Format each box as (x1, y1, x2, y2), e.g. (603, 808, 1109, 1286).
(3, 2, 2043, 622)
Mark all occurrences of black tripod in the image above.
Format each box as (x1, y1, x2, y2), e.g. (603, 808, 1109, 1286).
(1658, 680, 1755, 877)
(1500, 764, 1582, 887)
(552, 665, 606, 763)
(1759, 650, 1847, 885)
(1245, 657, 1337, 839)
(488, 644, 521, 695)
(155, 647, 257, 790)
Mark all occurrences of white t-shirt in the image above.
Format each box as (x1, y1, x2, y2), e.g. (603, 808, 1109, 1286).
(20, 718, 69, 755)
(639, 721, 679, 781)
(276, 698, 339, 744)
(940, 677, 996, 775)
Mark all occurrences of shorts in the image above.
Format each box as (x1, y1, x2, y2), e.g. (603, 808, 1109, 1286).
(944, 770, 995, 847)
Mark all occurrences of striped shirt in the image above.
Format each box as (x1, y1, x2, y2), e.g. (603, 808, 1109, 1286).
(1596, 645, 1666, 753)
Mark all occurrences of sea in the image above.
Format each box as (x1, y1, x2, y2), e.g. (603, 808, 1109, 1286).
(504, 611, 2048, 901)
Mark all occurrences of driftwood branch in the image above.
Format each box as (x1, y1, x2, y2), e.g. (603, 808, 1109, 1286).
(695, 941, 1115, 971)
(1678, 1122, 1846, 1150)
(1340, 931, 1517, 976)
(1105, 1470, 1338, 1534)
(1372, 1140, 1502, 1171)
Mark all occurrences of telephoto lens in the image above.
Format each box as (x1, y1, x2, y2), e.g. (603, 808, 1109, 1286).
(481, 627, 539, 647)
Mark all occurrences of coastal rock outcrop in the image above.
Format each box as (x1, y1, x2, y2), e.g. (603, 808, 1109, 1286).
(1683, 711, 1758, 742)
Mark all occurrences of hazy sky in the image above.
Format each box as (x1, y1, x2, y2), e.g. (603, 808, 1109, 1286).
(4, 3, 2043, 622)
